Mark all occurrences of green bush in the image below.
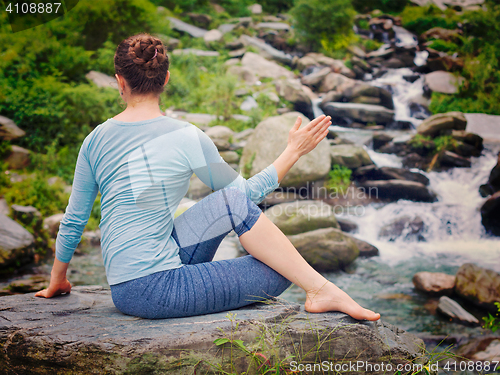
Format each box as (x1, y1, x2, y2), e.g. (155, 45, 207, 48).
(428, 39, 460, 53)
(401, 5, 459, 35)
(290, 0, 355, 51)
(326, 165, 352, 192)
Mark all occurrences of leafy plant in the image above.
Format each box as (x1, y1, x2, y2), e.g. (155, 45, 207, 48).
(482, 302, 500, 333)
(326, 164, 352, 192)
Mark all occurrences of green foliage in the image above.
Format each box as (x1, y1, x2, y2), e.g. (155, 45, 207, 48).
(88, 40, 118, 76)
(428, 39, 460, 53)
(482, 302, 500, 333)
(30, 140, 79, 184)
(359, 37, 384, 52)
(242, 152, 256, 179)
(408, 134, 435, 150)
(258, 0, 293, 13)
(290, 0, 356, 52)
(401, 5, 459, 35)
(326, 165, 352, 192)
(0, 140, 12, 159)
(352, 0, 408, 14)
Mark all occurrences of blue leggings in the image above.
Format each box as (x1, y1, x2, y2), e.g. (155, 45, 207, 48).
(110, 187, 292, 319)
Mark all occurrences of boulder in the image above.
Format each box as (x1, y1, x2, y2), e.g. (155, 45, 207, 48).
(457, 337, 500, 362)
(357, 180, 437, 202)
(43, 213, 65, 238)
(219, 151, 240, 164)
(337, 218, 358, 233)
(275, 79, 313, 119)
(168, 17, 207, 38)
(0, 213, 34, 270)
(319, 72, 356, 93)
(239, 112, 330, 188)
(424, 71, 465, 94)
(239, 36, 292, 65)
(0, 115, 25, 140)
(412, 272, 455, 296)
(241, 52, 294, 81)
(264, 200, 339, 235)
(0, 198, 9, 215)
(227, 65, 258, 84)
(8, 275, 49, 293)
(320, 90, 344, 107)
(187, 13, 212, 28)
(348, 236, 379, 257)
(0, 285, 426, 375)
(322, 103, 394, 126)
(421, 27, 461, 42)
(300, 67, 331, 90)
(347, 45, 366, 58)
(172, 49, 220, 57)
(417, 111, 467, 138)
(379, 215, 426, 241)
(372, 132, 394, 150)
(440, 150, 471, 168)
(203, 29, 223, 46)
(341, 84, 394, 110)
(288, 227, 359, 272)
(205, 125, 234, 142)
(85, 71, 118, 90)
(297, 53, 355, 78)
(330, 145, 374, 169)
(187, 175, 212, 200)
(436, 296, 479, 325)
(228, 48, 246, 58)
(426, 54, 464, 72)
(5, 145, 30, 169)
(455, 263, 500, 312)
(240, 96, 258, 111)
(255, 22, 290, 31)
(248, 3, 262, 14)
(353, 165, 430, 186)
(479, 152, 500, 197)
(481, 191, 500, 236)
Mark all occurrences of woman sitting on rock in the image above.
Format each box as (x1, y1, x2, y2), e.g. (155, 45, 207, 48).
(36, 34, 380, 322)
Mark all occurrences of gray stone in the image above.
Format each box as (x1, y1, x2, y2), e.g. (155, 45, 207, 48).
(288, 228, 359, 272)
(85, 71, 118, 90)
(205, 125, 234, 142)
(260, 191, 303, 208)
(168, 17, 207, 38)
(228, 48, 246, 58)
(330, 145, 374, 169)
(379, 215, 426, 241)
(319, 72, 355, 93)
(220, 151, 240, 164)
(412, 272, 455, 296)
(241, 52, 294, 80)
(219, 23, 236, 34)
(465, 113, 500, 143)
(301, 67, 331, 90)
(416, 111, 467, 138)
(440, 150, 471, 168)
(187, 13, 212, 28)
(0, 286, 425, 375)
(233, 128, 254, 142)
(5, 145, 30, 169)
(203, 29, 223, 46)
(347, 235, 379, 257)
(0, 213, 34, 270)
(255, 22, 290, 31)
(172, 49, 220, 57)
(337, 218, 358, 233)
(239, 36, 293, 65)
(357, 180, 437, 202)
(43, 213, 65, 238)
(248, 3, 262, 14)
(240, 96, 258, 111)
(0, 115, 25, 141)
(353, 165, 430, 186)
(227, 65, 258, 84)
(322, 102, 395, 125)
(187, 175, 213, 200)
(264, 200, 339, 235)
(225, 39, 244, 50)
(298, 53, 355, 78)
(347, 45, 366, 58)
(240, 112, 330, 188)
(457, 337, 500, 362)
(424, 71, 465, 94)
(0, 198, 9, 216)
(455, 263, 500, 312)
(437, 296, 479, 325)
(275, 79, 313, 119)
(481, 191, 500, 235)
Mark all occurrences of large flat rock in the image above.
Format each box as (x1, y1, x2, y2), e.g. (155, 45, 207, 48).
(0, 286, 425, 374)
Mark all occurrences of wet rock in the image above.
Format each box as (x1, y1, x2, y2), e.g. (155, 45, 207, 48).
(353, 165, 430, 186)
(457, 337, 500, 362)
(81, 230, 101, 247)
(379, 215, 426, 241)
(0, 213, 35, 270)
(367, 46, 394, 59)
(275, 79, 313, 119)
(239, 36, 292, 65)
(351, 56, 371, 72)
(0, 115, 25, 140)
(168, 17, 207, 38)
(481, 191, 500, 236)
(337, 218, 358, 233)
(255, 22, 290, 31)
(455, 263, 500, 312)
(479, 152, 500, 197)
(43, 213, 65, 238)
(347, 45, 366, 58)
(11, 205, 41, 226)
(372, 132, 394, 150)
(437, 296, 479, 325)
(297, 53, 355, 78)
(264, 200, 339, 235)
(348, 236, 379, 257)
(187, 13, 212, 29)
(357, 180, 436, 202)
(412, 272, 455, 296)
(322, 102, 395, 126)
(288, 227, 359, 272)
(440, 150, 471, 168)
(417, 111, 467, 138)
(203, 29, 223, 46)
(320, 90, 344, 107)
(241, 52, 294, 81)
(5, 145, 30, 169)
(0, 285, 425, 375)
(381, 57, 405, 69)
(85, 71, 118, 90)
(330, 145, 374, 169)
(342, 83, 394, 110)
(424, 70, 465, 94)
(319, 72, 356, 93)
(240, 112, 330, 188)
(426, 54, 464, 72)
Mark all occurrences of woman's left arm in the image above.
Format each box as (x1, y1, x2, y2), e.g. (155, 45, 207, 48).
(36, 138, 99, 298)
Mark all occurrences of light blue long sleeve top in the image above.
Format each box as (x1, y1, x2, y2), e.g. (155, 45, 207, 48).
(55, 116, 279, 285)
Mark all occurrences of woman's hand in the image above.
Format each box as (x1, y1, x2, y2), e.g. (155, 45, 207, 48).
(35, 277, 72, 298)
(287, 114, 332, 158)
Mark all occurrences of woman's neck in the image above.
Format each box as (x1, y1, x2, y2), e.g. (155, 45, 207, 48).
(114, 95, 164, 122)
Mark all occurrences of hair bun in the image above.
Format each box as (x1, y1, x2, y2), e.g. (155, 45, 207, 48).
(129, 36, 165, 71)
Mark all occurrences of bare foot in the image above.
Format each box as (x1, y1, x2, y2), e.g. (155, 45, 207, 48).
(304, 281, 380, 321)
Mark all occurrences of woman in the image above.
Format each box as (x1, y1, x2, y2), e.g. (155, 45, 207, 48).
(36, 34, 380, 321)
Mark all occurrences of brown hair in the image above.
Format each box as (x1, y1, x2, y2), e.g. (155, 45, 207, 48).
(114, 34, 170, 95)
